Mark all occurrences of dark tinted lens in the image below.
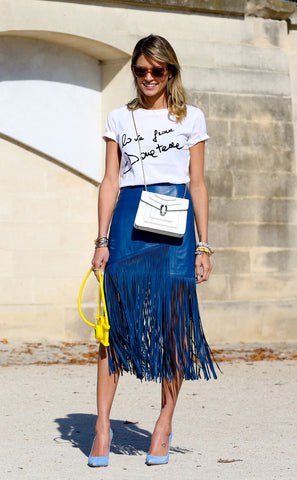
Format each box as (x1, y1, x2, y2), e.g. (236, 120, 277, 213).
(133, 67, 147, 77)
(151, 68, 165, 77)
(133, 67, 166, 78)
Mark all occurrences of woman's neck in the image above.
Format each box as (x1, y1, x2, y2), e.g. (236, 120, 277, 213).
(142, 94, 167, 110)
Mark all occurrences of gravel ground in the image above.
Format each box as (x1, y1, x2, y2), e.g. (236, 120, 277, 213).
(1, 341, 297, 480)
(1, 339, 297, 365)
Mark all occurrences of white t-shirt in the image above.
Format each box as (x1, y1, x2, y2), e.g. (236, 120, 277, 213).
(103, 104, 209, 188)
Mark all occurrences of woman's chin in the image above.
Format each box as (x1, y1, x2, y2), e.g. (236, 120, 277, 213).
(141, 88, 159, 97)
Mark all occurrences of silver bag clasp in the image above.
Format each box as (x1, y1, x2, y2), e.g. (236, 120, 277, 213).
(160, 204, 167, 216)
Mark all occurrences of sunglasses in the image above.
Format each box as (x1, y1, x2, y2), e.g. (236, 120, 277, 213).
(132, 66, 167, 78)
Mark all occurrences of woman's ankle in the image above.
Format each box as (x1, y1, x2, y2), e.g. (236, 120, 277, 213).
(153, 418, 172, 436)
(95, 418, 110, 435)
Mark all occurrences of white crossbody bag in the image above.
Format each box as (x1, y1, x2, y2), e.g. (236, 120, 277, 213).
(132, 111, 189, 238)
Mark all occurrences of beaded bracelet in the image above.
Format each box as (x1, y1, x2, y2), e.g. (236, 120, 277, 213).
(94, 236, 108, 248)
(195, 242, 214, 256)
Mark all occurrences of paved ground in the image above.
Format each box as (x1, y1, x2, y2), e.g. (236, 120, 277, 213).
(1, 341, 297, 480)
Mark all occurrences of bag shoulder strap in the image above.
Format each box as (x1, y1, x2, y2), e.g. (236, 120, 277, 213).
(131, 110, 147, 191)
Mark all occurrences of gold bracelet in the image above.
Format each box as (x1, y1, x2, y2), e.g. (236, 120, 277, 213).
(94, 236, 108, 243)
(94, 237, 108, 248)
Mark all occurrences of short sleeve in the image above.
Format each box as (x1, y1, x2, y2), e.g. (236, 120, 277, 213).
(103, 109, 118, 143)
(188, 108, 210, 147)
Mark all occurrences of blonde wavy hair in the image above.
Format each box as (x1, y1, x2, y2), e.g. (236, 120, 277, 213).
(127, 34, 187, 123)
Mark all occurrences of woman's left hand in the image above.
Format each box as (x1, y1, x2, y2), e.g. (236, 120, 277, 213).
(195, 253, 212, 284)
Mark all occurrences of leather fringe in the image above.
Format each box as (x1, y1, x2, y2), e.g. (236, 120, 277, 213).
(104, 246, 218, 382)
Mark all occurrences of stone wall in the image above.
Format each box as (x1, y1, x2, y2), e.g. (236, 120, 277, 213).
(0, 0, 296, 342)
(185, 17, 297, 340)
(0, 137, 99, 340)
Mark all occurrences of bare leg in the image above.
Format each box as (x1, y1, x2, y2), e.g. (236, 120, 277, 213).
(90, 344, 119, 456)
(148, 371, 183, 456)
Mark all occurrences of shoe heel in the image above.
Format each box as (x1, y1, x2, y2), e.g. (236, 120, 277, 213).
(146, 432, 172, 466)
(88, 428, 113, 467)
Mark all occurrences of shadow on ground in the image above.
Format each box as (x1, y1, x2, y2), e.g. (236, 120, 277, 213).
(54, 413, 190, 457)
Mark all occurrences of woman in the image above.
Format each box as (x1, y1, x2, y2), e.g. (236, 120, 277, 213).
(90, 34, 217, 467)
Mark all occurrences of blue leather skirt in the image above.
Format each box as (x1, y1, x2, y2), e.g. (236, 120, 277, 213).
(104, 183, 217, 382)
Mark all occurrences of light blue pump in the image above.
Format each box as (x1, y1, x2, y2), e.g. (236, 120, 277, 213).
(88, 429, 113, 467)
(146, 432, 172, 466)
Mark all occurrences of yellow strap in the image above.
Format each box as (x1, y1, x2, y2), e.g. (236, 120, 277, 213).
(78, 268, 95, 326)
(78, 268, 110, 345)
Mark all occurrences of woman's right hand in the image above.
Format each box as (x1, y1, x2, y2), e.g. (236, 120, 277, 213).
(92, 247, 109, 281)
